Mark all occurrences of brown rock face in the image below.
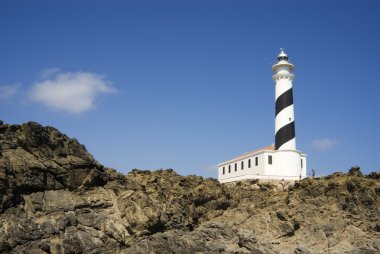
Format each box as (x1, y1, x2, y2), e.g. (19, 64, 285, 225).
(0, 122, 108, 212)
(0, 121, 379, 253)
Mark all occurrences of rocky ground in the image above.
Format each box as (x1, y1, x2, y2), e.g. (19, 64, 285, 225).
(0, 121, 379, 254)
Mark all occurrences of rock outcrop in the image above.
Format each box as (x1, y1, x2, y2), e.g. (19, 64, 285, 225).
(0, 121, 379, 253)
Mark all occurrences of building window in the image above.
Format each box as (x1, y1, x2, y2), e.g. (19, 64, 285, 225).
(255, 157, 258, 166)
(228, 165, 231, 173)
(241, 161, 244, 170)
(235, 163, 237, 171)
(223, 167, 225, 175)
(248, 159, 251, 168)
(301, 159, 303, 168)
(268, 155, 272, 165)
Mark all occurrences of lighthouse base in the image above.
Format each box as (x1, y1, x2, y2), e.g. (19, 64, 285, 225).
(217, 146, 307, 183)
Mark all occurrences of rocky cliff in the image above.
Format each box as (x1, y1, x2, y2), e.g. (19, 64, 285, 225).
(0, 122, 379, 254)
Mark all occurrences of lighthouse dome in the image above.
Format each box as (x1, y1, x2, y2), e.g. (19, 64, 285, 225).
(277, 48, 288, 61)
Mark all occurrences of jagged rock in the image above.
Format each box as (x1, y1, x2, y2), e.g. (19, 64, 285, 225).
(347, 179, 360, 192)
(349, 166, 363, 176)
(238, 229, 257, 250)
(250, 249, 264, 254)
(294, 246, 311, 254)
(373, 239, 380, 250)
(276, 211, 287, 221)
(0, 122, 379, 253)
(0, 241, 11, 253)
(368, 171, 380, 179)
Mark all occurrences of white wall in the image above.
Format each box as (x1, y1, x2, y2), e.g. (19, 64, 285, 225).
(218, 150, 307, 183)
(301, 154, 307, 178)
(274, 150, 304, 179)
(218, 153, 265, 182)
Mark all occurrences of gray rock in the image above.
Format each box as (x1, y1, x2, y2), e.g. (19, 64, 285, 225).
(63, 237, 83, 254)
(30, 192, 44, 211)
(294, 246, 311, 254)
(373, 239, 380, 250)
(0, 122, 379, 254)
(0, 241, 11, 253)
(349, 166, 362, 176)
(250, 249, 264, 254)
(40, 221, 56, 235)
(38, 241, 50, 252)
(205, 241, 225, 252)
(238, 230, 257, 250)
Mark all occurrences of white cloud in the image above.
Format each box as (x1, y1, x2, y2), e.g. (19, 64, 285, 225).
(30, 71, 115, 114)
(0, 84, 20, 100)
(311, 138, 338, 151)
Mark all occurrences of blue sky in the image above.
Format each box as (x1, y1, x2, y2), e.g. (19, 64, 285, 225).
(1, 0, 379, 177)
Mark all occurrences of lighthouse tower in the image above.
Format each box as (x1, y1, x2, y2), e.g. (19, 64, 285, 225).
(270, 48, 306, 180)
(217, 49, 307, 183)
(272, 49, 296, 150)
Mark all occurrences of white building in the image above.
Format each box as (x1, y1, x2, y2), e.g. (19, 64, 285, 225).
(217, 49, 307, 183)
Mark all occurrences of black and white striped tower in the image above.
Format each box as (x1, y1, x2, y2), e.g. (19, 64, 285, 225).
(272, 49, 296, 150)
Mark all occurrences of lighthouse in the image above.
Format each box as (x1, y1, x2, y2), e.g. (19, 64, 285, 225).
(273, 49, 296, 150)
(217, 49, 307, 183)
